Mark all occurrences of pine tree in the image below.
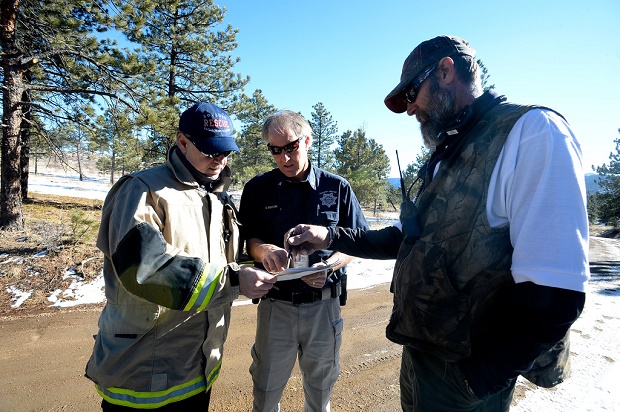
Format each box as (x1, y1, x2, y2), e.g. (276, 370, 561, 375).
(478, 59, 495, 92)
(1, 0, 141, 230)
(61, 118, 90, 182)
(93, 104, 144, 183)
(233, 89, 276, 186)
(308, 102, 337, 171)
(591, 131, 620, 226)
(335, 128, 390, 210)
(113, 0, 250, 161)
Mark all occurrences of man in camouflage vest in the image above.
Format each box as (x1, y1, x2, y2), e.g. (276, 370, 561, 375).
(286, 35, 589, 412)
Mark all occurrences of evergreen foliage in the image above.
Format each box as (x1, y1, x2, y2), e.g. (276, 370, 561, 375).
(232, 89, 276, 186)
(1, 0, 141, 229)
(589, 131, 620, 226)
(112, 0, 250, 161)
(478, 59, 495, 92)
(308, 102, 338, 171)
(335, 128, 390, 210)
(1, 2, 502, 230)
(93, 103, 144, 183)
(386, 147, 431, 211)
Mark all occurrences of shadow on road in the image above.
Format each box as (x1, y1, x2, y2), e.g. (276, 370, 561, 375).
(589, 260, 620, 295)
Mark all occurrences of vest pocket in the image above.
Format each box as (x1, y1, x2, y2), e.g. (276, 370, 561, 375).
(388, 240, 471, 360)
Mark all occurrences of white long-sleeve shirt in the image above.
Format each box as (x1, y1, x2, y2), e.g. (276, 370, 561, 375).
(487, 109, 589, 292)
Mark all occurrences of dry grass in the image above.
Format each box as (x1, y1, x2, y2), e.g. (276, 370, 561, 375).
(0, 193, 104, 316)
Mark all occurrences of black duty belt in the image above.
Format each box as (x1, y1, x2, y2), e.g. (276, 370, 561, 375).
(263, 282, 341, 305)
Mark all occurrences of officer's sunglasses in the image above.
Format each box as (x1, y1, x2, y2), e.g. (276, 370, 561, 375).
(267, 136, 303, 155)
(404, 64, 437, 104)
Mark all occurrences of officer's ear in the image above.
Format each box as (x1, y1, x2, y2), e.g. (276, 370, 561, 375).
(303, 134, 312, 150)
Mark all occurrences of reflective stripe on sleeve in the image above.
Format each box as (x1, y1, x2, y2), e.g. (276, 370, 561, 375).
(183, 263, 222, 311)
(206, 359, 222, 390)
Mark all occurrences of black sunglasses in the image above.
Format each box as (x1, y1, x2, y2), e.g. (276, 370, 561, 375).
(185, 135, 232, 158)
(266, 136, 303, 155)
(404, 64, 437, 104)
(202, 150, 232, 159)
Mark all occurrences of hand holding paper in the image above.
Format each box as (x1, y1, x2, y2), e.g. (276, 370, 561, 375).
(275, 260, 339, 282)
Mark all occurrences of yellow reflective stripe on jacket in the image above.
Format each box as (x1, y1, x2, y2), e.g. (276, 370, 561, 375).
(183, 263, 222, 312)
(206, 359, 222, 390)
(96, 375, 206, 409)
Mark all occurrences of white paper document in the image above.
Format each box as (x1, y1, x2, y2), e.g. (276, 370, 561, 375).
(275, 261, 338, 281)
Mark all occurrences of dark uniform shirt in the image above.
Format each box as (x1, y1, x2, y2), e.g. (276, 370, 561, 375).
(239, 165, 368, 295)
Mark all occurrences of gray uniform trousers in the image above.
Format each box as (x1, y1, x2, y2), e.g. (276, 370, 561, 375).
(250, 297, 343, 412)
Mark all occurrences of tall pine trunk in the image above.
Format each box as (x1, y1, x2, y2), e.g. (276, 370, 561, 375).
(1, 70, 25, 230)
(1, 0, 26, 230)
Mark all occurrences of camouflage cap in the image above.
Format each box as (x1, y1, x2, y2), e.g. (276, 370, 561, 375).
(384, 35, 476, 113)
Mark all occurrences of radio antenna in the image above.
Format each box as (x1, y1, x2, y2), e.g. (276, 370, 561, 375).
(396, 150, 408, 202)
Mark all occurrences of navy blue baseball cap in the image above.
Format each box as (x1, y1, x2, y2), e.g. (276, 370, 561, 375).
(384, 35, 476, 113)
(178, 102, 239, 155)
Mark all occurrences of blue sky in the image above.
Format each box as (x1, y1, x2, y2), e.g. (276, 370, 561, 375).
(219, 0, 620, 177)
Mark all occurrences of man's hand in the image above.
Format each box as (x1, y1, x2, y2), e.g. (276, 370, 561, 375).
(284, 224, 330, 256)
(258, 244, 289, 273)
(238, 266, 277, 299)
(300, 263, 331, 288)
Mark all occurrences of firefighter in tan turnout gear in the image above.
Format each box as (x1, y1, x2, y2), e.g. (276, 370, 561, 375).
(86, 102, 276, 411)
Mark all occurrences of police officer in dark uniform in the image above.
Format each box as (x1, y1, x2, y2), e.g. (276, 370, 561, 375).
(239, 109, 368, 412)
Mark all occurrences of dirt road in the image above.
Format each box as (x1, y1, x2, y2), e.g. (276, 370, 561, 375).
(0, 284, 402, 412)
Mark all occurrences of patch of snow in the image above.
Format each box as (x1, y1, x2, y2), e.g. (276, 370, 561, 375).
(6, 285, 33, 308)
(1, 256, 23, 265)
(49, 272, 106, 308)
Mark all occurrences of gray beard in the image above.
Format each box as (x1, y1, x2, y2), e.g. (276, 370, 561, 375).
(418, 79, 457, 149)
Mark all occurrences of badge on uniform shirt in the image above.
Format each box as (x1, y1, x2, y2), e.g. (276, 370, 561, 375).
(319, 191, 337, 208)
